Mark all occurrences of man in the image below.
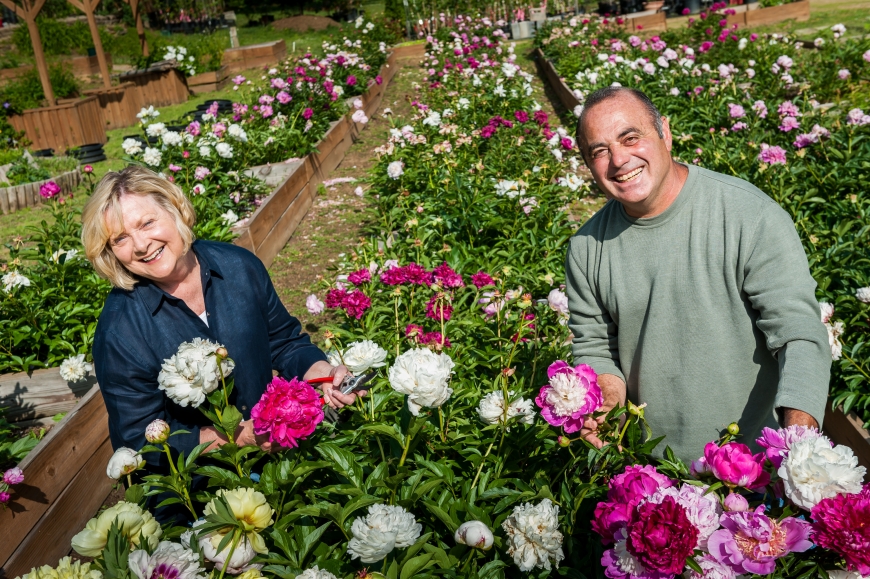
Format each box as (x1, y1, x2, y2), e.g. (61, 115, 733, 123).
(566, 86, 830, 462)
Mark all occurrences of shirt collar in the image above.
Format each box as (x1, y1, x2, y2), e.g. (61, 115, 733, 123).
(136, 241, 224, 315)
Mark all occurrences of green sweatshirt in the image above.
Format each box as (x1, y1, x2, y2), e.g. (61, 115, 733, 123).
(565, 164, 831, 462)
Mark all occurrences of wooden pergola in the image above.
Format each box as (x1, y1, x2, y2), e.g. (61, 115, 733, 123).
(0, 0, 56, 105)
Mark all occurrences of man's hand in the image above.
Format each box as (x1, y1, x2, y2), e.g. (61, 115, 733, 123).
(580, 373, 627, 448)
(782, 407, 819, 429)
(200, 420, 274, 453)
(303, 360, 368, 410)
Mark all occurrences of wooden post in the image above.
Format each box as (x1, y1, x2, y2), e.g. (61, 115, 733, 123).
(67, 0, 111, 88)
(126, 0, 148, 57)
(0, 0, 54, 106)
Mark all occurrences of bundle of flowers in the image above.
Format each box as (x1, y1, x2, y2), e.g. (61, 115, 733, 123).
(535, 15, 870, 426)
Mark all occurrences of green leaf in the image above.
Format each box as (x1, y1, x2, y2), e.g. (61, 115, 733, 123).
(315, 442, 364, 488)
(399, 553, 433, 579)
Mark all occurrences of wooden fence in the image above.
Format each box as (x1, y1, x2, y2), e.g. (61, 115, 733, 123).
(222, 40, 287, 73)
(0, 166, 81, 215)
(82, 82, 144, 130)
(8, 96, 106, 152)
(119, 65, 190, 109)
(188, 65, 230, 95)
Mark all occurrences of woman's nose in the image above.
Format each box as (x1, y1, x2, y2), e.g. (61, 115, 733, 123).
(130, 232, 150, 254)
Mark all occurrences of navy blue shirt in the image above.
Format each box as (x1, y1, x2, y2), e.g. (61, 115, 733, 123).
(93, 240, 327, 463)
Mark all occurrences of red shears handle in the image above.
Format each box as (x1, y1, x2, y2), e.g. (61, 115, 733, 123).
(308, 376, 334, 384)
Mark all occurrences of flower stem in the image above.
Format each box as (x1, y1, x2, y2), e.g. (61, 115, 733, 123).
(438, 407, 446, 442)
(163, 442, 196, 517)
(399, 417, 415, 467)
(470, 437, 496, 490)
(216, 529, 242, 579)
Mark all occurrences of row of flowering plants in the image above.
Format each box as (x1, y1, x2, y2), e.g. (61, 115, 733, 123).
(12, 21, 869, 579)
(0, 18, 402, 375)
(536, 12, 870, 426)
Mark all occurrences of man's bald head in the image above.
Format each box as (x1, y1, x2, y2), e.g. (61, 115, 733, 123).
(575, 87, 664, 152)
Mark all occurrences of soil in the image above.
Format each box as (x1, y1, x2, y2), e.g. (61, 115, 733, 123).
(272, 15, 342, 32)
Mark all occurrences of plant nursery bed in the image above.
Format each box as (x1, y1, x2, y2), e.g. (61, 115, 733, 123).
(8, 96, 107, 152)
(82, 81, 145, 130)
(118, 63, 190, 108)
(221, 40, 287, 74)
(66, 54, 114, 77)
(0, 165, 81, 215)
(187, 65, 230, 95)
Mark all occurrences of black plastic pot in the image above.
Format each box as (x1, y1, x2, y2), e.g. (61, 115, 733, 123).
(33, 148, 54, 157)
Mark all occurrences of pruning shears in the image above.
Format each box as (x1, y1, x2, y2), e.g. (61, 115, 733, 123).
(309, 372, 376, 395)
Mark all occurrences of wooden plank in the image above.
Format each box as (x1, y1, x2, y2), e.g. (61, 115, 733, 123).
(745, 0, 809, 26)
(824, 402, 870, 480)
(0, 183, 9, 214)
(246, 160, 312, 249)
(534, 48, 581, 112)
(255, 183, 314, 269)
(630, 12, 666, 31)
(0, 368, 96, 423)
(2, 438, 114, 579)
(0, 387, 109, 567)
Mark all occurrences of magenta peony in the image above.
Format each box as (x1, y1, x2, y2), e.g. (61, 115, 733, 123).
(608, 464, 674, 505)
(592, 500, 633, 545)
(707, 506, 812, 575)
(347, 268, 372, 285)
(703, 441, 770, 490)
(432, 262, 464, 288)
(39, 181, 61, 199)
(811, 484, 870, 574)
(426, 295, 453, 321)
(758, 144, 787, 165)
(251, 377, 324, 448)
(471, 271, 495, 288)
(534, 361, 603, 433)
(756, 424, 823, 468)
(342, 290, 371, 319)
(325, 288, 347, 308)
(626, 497, 698, 575)
(3, 467, 24, 485)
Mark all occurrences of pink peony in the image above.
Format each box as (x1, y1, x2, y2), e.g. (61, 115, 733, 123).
(533, 110, 549, 126)
(168, 164, 182, 172)
(609, 464, 674, 505)
(684, 554, 739, 579)
(758, 144, 787, 165)
(404, 263, 434, 285)
(212, 122, 227, 138)
(626, 497, 699, 574)
(380, 265, 408, 285)
(731, 122, 748, 132)
(811, 484, 870, 574)
(703, 441, 770, 489)
(728, 103, 746, 118)
(756, 425, 823, 468)
(405, 324, 424, 341)
(194, 166, 211, 180)
(779, 116, 800, 132)
(724, 492, 749, 512)
(232, 75, 246, 85)
(471, 271, 494, 288)
(432, 262, 464, 288)
(514, 110, 529, 123)
(39, 181, 61, 199)
(83, 164, 93, 173)
(777, 100, 801, 118)
(752, 100, 768, 118)
(0, 491, 9, 504)
(426, 295, 453, 321)
(325, 288, 347, 308)
(276, 91, 292, 105)
(592, 500, 634, 545)
(251, 377, 324, 448)
(420, 331, 451, 349)
(342, 290, 371, 319)
(261, 105, 274, 118)
(708, 506, 812, 575)
(535, 361, 603, 433)
(346, 75, 357, 86)
(3, 467, 24, 485)
(347, 268, 372, 285)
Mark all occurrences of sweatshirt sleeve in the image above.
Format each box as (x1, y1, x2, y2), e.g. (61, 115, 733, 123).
(742, 203, 831, 426)
(565, 236, 626, 381)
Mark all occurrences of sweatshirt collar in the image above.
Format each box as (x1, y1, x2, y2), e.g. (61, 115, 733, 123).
(617, 163, 697, 228)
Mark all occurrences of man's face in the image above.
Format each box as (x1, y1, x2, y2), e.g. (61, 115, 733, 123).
(579, 93, 675, 211)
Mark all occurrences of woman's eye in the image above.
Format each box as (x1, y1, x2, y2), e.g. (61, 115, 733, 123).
(143, 220, 155, 228)
(113, 236, 127, 246)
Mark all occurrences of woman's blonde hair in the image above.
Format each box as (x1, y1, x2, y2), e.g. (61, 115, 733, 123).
(81, 165, 196, 290)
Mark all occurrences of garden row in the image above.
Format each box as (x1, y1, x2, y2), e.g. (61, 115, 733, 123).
(535, 13, 870, 432)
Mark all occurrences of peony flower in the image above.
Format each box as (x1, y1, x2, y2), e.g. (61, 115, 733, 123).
(342, 289, 371, 319)
(122, 138, 143, 155)
(387, 160, 404, 179)
(228, 124, 247, 142)
(157, 338, 235, 408)
(129, 541, 206, 579)
(724, 492, 749, 513)
(476, 391, 535, 425)
(708, 506, 811, 574)
(856, 287, 870, 303)
(625, 496, 698, 574)
(340, 340, 388, 374)
(425, 294, 453, 321)
(4, 466, 24, 485)
(547, 288, 569, 316)
(388, 348, 454, 415)
(352, 110, 369, 124)
(144, 419, 170, 444)
(306, 294, 325, 314)
(728, 103, 746, 118)
(59, 354, 93, 382)
(811, 484, 870, 575)
(145, 122, 166, 137)
(821, 302, 835, 323)
(221, 210, 238, 225)
(455, 520, 494, 550)
(295, 567, 338, 579)
(216, 142, 234, 159)
(647, 483, 722, 550)
(204, 488, 274, 555)
(347, 504, 422, 563)
(502, 498, 564, 572)
(250, 377, 324, 448)
(39, 181, 61, 199)
(71, 501, 162, 556)
(194, 166, 211, 180)
(185, 520, 260, 574)
(471, 271, 494, 288)
(106, 447, 144, 479)
(683, 553, 741, 579)
(535, 361, 602, 433)
(607, 464, 674, 505)
(756, 424, 823, 468)
(778, 436, 866, 510)
(142, 147, 162, 166)
(162, 131, 182, 147)
(704, 441, 770, 490)
(432, 262, 464, 288)
(2, 270, 31, 292)
(18, 556, 102, 579)
(758, 144, 787, 165)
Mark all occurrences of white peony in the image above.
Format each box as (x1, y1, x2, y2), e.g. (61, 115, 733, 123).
(162, 131, 182, 147)
(820, 302, 835, 323)
(387, 160, 404, 179)
(647, 484, 722, 550)
(220, 210, 239, 225)
(106, 447, 144, 479)
(341, 340, 388, 374)
(544, 372, 588, 417)
(145, 122, 166, 137)
(184, 520, 260, 574)
(557, 173, 584, 191)
(157, 338, 235, 408)
(296, 567, 338, 579)
(352, 110, 369, 124)
(144, 419, 170, 444)
(137, 106, 159, 120)
(422, 111, 442, 126)
(199, 145, 212, 157)
(227, 123, 248, 142)
(778, 435, 866, 510)
(477, 391, 535, 425)
(306, 294, 325, 315)
(388, 348, 454, 415)
(122, 138, 143, 155)
(71, 501, 161, 557)
(216, 142, 234, 159)
(347, 504, 422, 563)
(856, 287, 870, 303)
(2, 270, 31, 292)
(826, 320, 844, 361)
(455, 520, 494, 550)
(353, 98, 363, 109)
(502, 498, 564, 572)
(142, 147, 162, 167)
(59, 354, 93, 382)
(129, 541, 206, 579)
(547, 288, 569, 316)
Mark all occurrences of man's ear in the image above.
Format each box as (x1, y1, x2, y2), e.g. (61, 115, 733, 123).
(662, 116, 673, 152)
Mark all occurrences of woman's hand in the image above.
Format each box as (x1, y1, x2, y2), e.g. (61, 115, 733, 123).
(303, 360, 368, 410)
(200, 421, 274, 453)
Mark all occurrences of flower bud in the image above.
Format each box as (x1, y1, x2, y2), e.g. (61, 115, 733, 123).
(144, 419, 171, 444)
(106, 447, 144, 480)
(558, 436, 571, 448)
(454, 520, 494, 550)
(724, 492, 749, 512)
(0, 491, 10, 504)
(3, 467, 24, 486)
(215, 347, 229, 359)
(627, 400, 647, 416)
(727, 422, 740, 436)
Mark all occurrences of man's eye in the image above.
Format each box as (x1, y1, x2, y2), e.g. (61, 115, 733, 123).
(592, 149, 608, 159)
(624, 136, 639, 145)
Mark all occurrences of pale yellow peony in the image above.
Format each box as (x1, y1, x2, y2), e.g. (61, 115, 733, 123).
(16, 556, 102, 579)
(204, 488, 274, 554)
(70, 501, 162, 557)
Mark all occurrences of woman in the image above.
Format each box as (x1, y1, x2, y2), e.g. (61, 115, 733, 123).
(82, 166, 361, 499)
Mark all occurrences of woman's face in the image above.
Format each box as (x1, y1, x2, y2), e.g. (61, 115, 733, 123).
(107, 194, 187, 284)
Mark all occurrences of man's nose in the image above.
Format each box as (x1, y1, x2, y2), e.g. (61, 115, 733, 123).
(610, 144, 631, 168)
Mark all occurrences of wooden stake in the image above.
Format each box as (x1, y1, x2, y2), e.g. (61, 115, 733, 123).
(68, 0, 111, 88)
(0, 0, 54, 106)
(127, 0, 149, 57)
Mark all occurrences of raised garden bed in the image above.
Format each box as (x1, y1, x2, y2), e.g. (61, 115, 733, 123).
(0, 65, 33, 83)
(118, 63, 190, 108)
(187, 65, 230, 95)
(82, 81, 144, 130)
(0, 165, 81, 215)
(222, 40, 287, 73)
(8, 96, 106, 152)
(67, 53, 113, 77)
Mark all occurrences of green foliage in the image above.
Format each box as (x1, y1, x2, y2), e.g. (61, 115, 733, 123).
(4, 158, 50, 186)
(0, 65, 81, 112)
(0, 408, 43, 470)
(12, 17, 109, 57)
